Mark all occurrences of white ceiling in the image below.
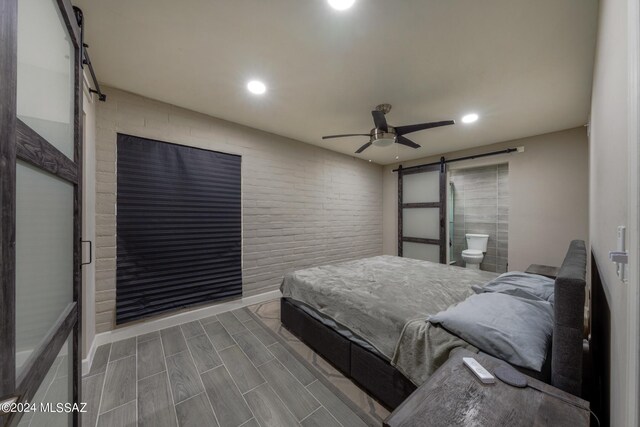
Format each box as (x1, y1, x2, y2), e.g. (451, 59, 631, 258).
(76, 0, 598, 165)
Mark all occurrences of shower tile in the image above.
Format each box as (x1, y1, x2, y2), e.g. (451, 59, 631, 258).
(464, 223, 497, 236)
(450, 164, 508, 273)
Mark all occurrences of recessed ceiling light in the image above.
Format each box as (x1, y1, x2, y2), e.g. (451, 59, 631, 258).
(247, 80, 266, 95)
(328, 0, 355, 11)
(461, 113, 479, 124)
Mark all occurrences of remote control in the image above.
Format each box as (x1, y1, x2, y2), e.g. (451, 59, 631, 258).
(463, 357, 495, 384)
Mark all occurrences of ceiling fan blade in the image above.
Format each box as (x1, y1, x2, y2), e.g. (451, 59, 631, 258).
(371, 110, 388, 132)
(396, 135, 421, 149)
(355, 142, 372, 153)
(322, 133, 370, 139)
(395, 120, 455, 136)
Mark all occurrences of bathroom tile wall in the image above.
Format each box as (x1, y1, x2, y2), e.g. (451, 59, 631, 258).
(450, 164, 509, 272)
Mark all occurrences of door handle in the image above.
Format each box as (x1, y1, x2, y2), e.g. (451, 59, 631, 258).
(81, 240, 93, 266)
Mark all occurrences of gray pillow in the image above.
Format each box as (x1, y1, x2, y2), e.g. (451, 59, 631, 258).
(428, 293, 553, 371)
(472, 271, 555, 302)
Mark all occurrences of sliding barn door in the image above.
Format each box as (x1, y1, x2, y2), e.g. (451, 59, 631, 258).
(398, 162, 446, 263)
(0, 0, 82, 425)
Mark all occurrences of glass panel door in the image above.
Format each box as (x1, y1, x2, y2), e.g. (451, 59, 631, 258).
(398, 163, 446, 263)
(15, 161, 74, 377)
(16, 335, 73, 427)
(0, 0, 82, 425)
(17, 0, 75, 159)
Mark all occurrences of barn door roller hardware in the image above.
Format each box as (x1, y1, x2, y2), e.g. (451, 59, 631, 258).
(392, 147, 524, 173)
(73, 6, 107, 102)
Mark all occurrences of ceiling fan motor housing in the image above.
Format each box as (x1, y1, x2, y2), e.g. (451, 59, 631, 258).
(371, 127, 396, 147)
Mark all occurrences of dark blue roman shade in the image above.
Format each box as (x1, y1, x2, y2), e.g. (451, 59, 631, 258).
(116, 134, 242, 324)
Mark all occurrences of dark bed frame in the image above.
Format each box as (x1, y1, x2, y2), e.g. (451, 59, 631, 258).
(280, 240, 587, 410)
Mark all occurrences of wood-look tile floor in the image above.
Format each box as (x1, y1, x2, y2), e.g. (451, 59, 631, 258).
(247, 300, 389, 423)
(82, 301, 385, 427)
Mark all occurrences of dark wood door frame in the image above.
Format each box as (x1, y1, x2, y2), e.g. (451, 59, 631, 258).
(0, 0, 83, 424)
(0, 0, 19, 401)
(397, 159, 447, 263)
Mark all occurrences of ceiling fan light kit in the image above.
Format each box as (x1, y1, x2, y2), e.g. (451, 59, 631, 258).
(371, 128, 396, 147)
(322, 104, 455, 154)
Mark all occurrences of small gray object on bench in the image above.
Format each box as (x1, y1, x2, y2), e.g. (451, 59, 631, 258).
(494, 364, 528, 388)
(551, 239, 587, 396)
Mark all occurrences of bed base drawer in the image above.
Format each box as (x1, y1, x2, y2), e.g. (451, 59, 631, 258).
(280, 298, 416, 410)
(281, 298, 351, 374)
(351, 344, 416, 409)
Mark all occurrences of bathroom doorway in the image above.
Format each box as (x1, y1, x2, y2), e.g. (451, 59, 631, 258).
(448, 163, 509, 272)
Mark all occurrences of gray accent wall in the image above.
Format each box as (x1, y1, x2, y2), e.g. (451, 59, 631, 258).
(93, 88, 383, 333)
(382, 127, 588, 272)
(450, 164, 509, 272)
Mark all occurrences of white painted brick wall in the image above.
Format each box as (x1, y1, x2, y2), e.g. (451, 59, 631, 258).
(94, 87, 383, 332)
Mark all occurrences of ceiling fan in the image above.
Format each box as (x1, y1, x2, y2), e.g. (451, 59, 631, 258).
(322, 104, 455, 154)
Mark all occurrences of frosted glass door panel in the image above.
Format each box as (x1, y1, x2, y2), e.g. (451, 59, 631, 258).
(403, 242, 440, 263)
(15, 161, 74, 377)
(403, 170, 439, 203)
(17, 0, 75, 159)
(403, 208, 439, 240)
(17, 335, 72, 427)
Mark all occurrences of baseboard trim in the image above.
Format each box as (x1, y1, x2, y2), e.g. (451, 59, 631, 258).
(82, 289, 281, 375)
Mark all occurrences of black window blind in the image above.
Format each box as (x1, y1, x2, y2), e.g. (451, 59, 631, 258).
(116, 134, 242, 324)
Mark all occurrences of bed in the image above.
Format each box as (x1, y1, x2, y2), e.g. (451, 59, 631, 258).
(280, 240, 587, 409)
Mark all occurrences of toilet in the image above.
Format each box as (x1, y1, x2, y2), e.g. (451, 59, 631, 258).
(462, 234, 489, 269)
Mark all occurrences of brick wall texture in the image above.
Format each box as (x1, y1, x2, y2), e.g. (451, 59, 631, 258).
(94, 88, 383, 332)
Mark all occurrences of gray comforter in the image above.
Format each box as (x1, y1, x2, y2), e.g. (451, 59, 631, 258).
(280, 255, 498, 385)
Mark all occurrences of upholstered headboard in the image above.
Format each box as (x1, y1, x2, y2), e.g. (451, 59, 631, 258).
(551, 240, 587, 396)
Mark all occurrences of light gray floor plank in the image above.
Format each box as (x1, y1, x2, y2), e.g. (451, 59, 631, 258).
(258, 359, 319, 420)
(166, 350, 204, 404)
(201, 366, 253, 427)
(138, 372, 178, 427)
(180, 320, 205, 339)
(250, 326, 278, 347)
(186, 334, 222, 373)
(232, 308, 253, 322)
(81, 372, 105, 427)
(200, 314, 218, 325)
(268, 342, 316, 386)
(307, 380, 368, 427)
(244, 383, 300, 427)
(109, 337, 136, 361)
(101, 356, 136, 413)
(218, 345, 265, 393)
(175, 392, 219, 427)
(217, 311, 247, 335)
(202, 321, 235, 350)
(232, 330, 274, 366)
(97, 400, 136, 427)
(301, 407, 341, 427)
(88, 344, 111, 376)
(242, 319, 261, 331)
(138, 336, 166, 380)
(161, 326, 188, 356)
(138, 331, 160, 343)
